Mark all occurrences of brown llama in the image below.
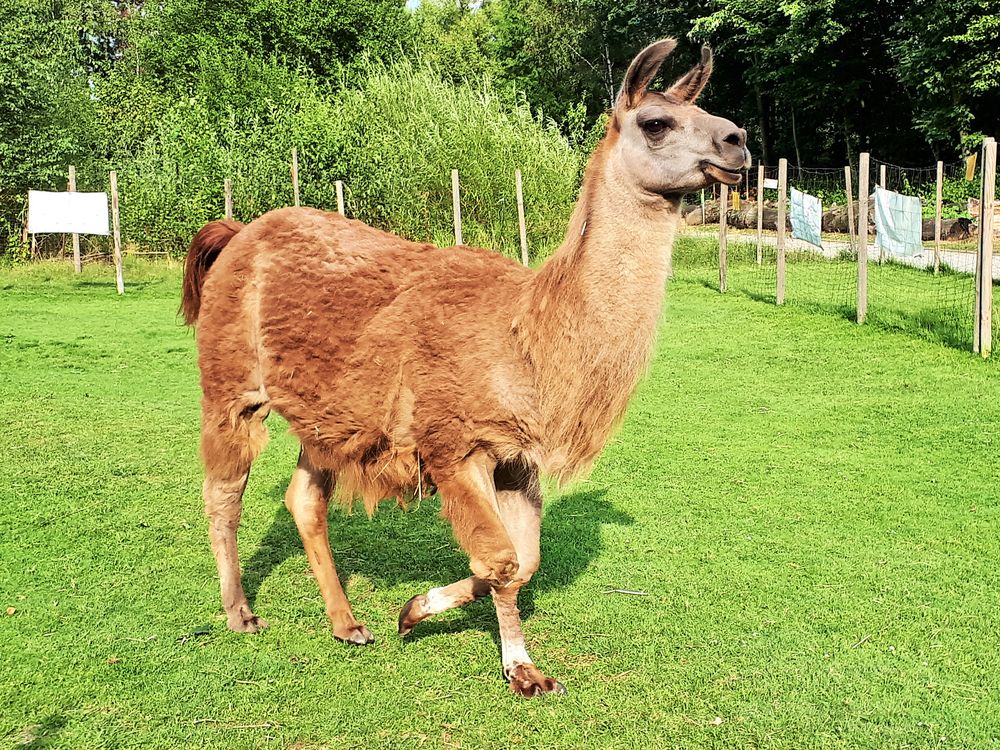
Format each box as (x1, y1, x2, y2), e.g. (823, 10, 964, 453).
(182, 40, 749, 697)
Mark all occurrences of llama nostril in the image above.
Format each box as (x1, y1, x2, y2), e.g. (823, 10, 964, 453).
(723, 130, 744, 147)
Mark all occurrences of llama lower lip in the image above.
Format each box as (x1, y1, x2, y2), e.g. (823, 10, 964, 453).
(702, 163, 742, 185)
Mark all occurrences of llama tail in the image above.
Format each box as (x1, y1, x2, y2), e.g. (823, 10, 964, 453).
(180, 219, 244, 326)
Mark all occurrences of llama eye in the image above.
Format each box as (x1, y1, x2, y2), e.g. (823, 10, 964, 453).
(641, 118, 672, 136)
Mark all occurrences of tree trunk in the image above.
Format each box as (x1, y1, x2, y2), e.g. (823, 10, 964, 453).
(754, 82, 771, 166)
(791, 107, 802, 166)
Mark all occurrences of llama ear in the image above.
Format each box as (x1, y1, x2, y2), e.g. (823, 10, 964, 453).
(617, 39, 677, 110)
(666, 45, 713, 103)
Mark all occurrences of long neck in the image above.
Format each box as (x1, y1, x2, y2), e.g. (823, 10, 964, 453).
(515, 134, 680, 482)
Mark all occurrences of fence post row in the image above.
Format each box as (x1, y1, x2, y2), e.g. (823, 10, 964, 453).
(291, 147, 300, 207)
(68, 165, 81, 273)
(718, 182, 729, 292)
(776, 158, 788, 305)
(974, 137, 997, 357)
(224, 179, 233, 221)
(109, 170, 124, 295)
(857, 152, 870, 324)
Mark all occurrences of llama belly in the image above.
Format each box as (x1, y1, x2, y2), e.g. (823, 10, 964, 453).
(263, 354, 429, 511)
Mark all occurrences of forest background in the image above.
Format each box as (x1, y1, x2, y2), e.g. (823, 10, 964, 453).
(2, 0, 998, 258)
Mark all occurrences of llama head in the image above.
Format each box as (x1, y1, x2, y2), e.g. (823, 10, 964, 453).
(611, 39, 751, 197)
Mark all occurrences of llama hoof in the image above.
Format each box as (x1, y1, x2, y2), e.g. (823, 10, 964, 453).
(227, 606, 269, 633)
(506, 664, 567, 698)
(398, 594, 428, 637)
(334, 624, 375, 646)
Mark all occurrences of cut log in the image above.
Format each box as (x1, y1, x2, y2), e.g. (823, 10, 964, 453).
(922, 217, 974, 241)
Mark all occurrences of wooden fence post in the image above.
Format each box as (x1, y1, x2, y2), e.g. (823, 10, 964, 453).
(719, 182, 729, 292)
(451, 169, 463, 245)
(878, 163, 888, 262)
(515, 169, 529, 266)
(701, 189, 706, 225)
(69, 165, 81, 272)
(776, 158, 788, 304)
(335, 180, 345, 215)
(756, 164, 764, 265)
(933, 161, 943, 274)
(291, 147, 300, 207)
(844, 165, 856, 251)
(974, 137, 996, 357)
(20, 210, 29, 256)
(109, 171, 124, 295)
(224, 178, 233, 220)
(857, 152, 870, 323)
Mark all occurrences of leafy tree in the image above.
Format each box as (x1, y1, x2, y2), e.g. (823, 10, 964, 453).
(409, 0, 503, 83)
(0, 0, 98, 249)
(892, 0, 1000, 155)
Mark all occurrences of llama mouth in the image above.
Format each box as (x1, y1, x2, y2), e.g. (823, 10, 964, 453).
(701, 162, 743, 186)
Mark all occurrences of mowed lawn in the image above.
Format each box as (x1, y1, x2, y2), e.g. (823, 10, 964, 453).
(1, 256, 999, 749)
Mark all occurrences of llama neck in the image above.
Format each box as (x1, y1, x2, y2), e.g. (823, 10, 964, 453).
(516, 146, 680, 481)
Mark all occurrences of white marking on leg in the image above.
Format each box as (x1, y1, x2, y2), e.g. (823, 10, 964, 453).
(424, 586, 455, 615)
(501, 640, 533, 675)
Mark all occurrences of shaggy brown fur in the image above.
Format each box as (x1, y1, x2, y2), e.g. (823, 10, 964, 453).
(184, 39, 749, 696)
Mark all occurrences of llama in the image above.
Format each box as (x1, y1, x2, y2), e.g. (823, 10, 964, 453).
(182, 39, 749, 697)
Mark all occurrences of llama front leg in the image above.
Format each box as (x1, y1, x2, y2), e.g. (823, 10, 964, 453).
(398, 575, 492, 636)
(285, 450, 373, 645)
(399, 456, 512, 633)
(434, 454, 520, 588)
(492, 462, 565, 696)
(432, 457, 564, 696)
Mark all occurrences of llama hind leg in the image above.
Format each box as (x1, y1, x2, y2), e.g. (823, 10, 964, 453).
(202, 400, 270, 633)
(285, 449, 373, 645)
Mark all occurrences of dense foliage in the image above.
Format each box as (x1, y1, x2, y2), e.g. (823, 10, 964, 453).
(1, 0, 998, 257)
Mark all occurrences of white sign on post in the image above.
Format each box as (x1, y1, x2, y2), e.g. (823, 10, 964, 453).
(28, 190, 110, 235)
(763, 178, 779, 190)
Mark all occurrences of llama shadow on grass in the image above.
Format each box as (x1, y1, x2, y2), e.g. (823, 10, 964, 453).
(11, 713, 67, 750)
(242, 486, 633, 638)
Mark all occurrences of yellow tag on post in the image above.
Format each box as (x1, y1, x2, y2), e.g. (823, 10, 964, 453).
(966, 154, 978, 181)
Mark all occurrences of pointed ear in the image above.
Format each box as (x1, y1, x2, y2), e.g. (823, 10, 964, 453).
(617, 39, 677, 110)
(666, 45, 713, 103)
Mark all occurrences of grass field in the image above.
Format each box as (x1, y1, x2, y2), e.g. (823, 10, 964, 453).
(2, 252, 999, 749)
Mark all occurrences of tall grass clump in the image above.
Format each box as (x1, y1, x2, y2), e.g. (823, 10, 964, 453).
(332, 60, 581, 260)
(97, 58, 581, 260)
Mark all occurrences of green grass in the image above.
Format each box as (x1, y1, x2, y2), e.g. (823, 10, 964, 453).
(675, 237, 991, 351)
(2, 256, 999, 749)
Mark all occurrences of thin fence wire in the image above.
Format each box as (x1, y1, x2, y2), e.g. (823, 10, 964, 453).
(9, 149, 1000, 352)
(677, 153, 999, 353)
(10, 153, 572, 264)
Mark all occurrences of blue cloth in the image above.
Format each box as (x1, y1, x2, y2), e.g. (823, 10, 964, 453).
(875, 186, 923, 257)
(790, 187, 822, 248)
